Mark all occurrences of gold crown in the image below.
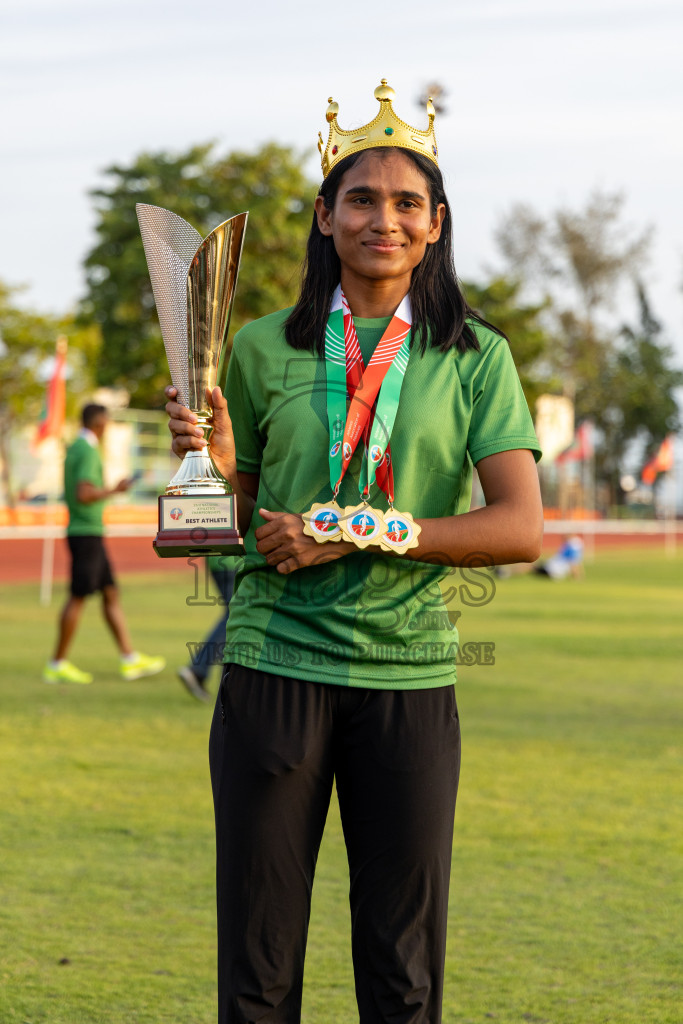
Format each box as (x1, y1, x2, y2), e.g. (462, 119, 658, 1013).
(318, 80, 438, 179)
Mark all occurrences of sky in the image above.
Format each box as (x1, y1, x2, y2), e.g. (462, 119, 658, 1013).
(2, 0, 682, 363)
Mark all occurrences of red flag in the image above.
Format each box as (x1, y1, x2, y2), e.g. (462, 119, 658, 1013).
(33, 336, 67, 448)
(641, 436, 674, 485)
(555, 421, 594, 465)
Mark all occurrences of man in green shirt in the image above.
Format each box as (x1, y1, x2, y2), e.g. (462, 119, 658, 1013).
(43, 403, 165, 685)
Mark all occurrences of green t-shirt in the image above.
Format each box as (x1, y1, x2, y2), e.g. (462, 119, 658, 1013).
(223, 309, 541, 689)
(64, 436, 105, 536)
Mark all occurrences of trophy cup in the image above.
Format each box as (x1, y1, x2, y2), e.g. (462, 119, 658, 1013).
(136, 203, 248, 558)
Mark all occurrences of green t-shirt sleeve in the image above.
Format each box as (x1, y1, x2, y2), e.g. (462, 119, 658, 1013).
(74, 444, 101, 484)
(225, 336, 264, 473)
(467, 338, 542, 465)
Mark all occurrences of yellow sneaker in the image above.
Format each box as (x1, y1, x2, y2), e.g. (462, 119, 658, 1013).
(120, 652, 166, 681)
(43, 660, 94, 685)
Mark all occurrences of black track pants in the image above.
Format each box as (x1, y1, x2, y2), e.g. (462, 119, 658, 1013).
(209, 664, 461, 1024)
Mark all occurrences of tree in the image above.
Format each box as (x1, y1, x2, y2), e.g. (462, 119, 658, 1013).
(615, 285, 682, 493)
(461, 276, 553, 410)
(0, 281, 98, 504)
(495, 191, 652, 397)
(565, 284, 681, 504)
(495, 191, 651, 317)
(493, 192, 676, 500)
(81, 143, 316, 407)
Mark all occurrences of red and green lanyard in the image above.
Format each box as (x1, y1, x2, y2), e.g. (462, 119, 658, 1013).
(325, 284, 411, 506)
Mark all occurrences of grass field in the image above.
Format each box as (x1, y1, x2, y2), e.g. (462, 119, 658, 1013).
(0, 548, 681, 1023)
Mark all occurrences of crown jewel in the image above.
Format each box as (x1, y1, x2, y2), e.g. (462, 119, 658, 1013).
(318, 79, 438, 178)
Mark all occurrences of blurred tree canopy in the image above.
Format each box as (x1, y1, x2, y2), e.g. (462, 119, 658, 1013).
(616, 286, 682, 462)
(0, 281, 99, 503)
(494, 191, 681, 498)
(577, 285, 682, 499)
(81, 142, 316, 407)
(496, 191, 651, 317)
(495, 190, 653, 401)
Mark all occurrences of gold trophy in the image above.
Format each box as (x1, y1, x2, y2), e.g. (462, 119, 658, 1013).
(136, 203, 248, 557)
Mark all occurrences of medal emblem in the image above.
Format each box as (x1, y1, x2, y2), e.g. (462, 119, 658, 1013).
(340, 505, 387, 549)
(342, 441, 352, 461)
(386, 516, 411, 543)
(302, 501, 344, 543)
(369, 444, 383, 463)
(350, 511, 375, 537)
(379, 509, 421, 554)
(330, 441, 341, 457)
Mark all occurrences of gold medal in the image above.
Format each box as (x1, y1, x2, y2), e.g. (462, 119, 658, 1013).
(340, 504, 387, 549)
(302, 501, 344, 543)
(378, 509, 421, 555)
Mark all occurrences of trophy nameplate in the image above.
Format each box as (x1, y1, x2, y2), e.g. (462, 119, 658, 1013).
(154, 494, 242, 558)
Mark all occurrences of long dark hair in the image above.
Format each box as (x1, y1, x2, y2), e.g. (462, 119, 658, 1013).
(285, 148, 499, 356)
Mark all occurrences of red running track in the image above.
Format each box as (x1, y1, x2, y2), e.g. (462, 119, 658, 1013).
(1, 536, 183, 584)
(1, 531, 680, 584)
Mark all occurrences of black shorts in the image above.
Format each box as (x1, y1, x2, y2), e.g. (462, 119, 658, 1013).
(67, 535, 116, 597)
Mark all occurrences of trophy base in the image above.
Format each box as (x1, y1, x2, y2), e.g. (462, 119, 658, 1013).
(154, 493, 244, 558)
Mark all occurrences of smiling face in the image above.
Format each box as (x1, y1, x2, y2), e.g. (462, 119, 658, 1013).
(314, 149, 445, 309)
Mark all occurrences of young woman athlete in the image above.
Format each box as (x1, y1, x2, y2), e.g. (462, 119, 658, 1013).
(166, 82, 543, 1024)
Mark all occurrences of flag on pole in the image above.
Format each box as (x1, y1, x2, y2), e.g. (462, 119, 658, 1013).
(555, 420, 594, 465)
(33, 336, 67, 449)
(641, 436, 674, 485)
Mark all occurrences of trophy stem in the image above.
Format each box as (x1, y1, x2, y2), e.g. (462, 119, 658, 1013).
(194, 415, 213, 444)
(166, 448, 229, 496)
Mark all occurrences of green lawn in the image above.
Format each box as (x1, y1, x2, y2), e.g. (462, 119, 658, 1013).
(0, 548, 681, 1023)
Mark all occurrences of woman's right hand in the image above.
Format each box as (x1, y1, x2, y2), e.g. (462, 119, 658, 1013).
(164, 384, 237, 484)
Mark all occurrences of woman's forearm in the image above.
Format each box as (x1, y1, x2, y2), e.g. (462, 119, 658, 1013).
(406, 501, 543, 567)
(402, 449, 544, 567)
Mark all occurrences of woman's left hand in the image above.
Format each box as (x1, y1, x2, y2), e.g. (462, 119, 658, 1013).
(255, 509, 354, 574)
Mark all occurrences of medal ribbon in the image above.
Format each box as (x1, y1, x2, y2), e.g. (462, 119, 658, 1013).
(325, 285, 411, 504)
